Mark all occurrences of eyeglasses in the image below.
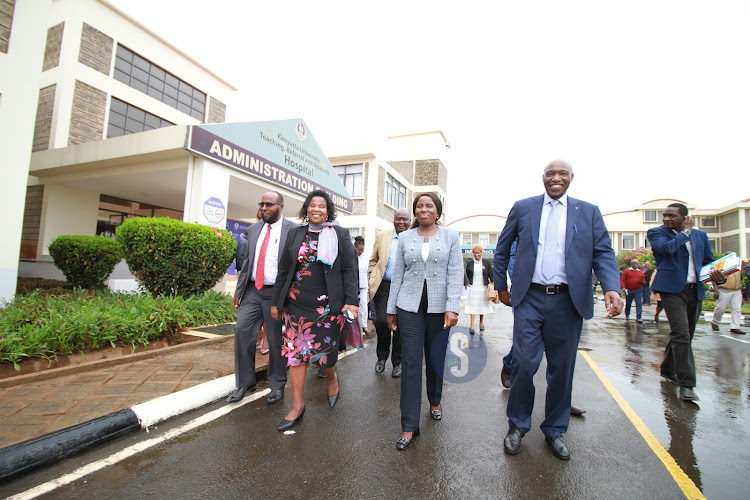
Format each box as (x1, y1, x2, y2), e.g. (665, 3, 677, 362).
(258, 202, 280, 208)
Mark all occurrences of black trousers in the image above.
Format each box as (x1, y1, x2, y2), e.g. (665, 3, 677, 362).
(373, 280, 401, 364)
(660, 284, 702, 388)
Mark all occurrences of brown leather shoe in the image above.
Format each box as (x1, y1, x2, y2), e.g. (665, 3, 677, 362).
(711, 323, 720, 331)
(570, 405, 586, 416)
(501, 365, 511, 389)
(730, 329, 746, 335)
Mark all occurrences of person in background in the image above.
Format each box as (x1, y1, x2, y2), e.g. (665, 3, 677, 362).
(710, 267, 745, 334)
(387, 193, 463, 451)
(235, 227, 249, 279)
(493, 160, 623, 460)
(621, 259, 645, 322)
(369, 208, 411, 378)
(744, 261, 750, 302)
(230, 192, 296, 404)
(464, 244, 494, 337)
(354, 236, 370, 335)
(648, 203, 725, 402)
(271, 190, 359, 431)
(642, 262, 653, 305)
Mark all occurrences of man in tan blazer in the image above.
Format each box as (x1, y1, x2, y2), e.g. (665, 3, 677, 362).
(369, 208, 411, 377)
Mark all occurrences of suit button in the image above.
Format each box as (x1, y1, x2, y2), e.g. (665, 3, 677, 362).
(411, 247, 414, 250)
(434, 272, 437, 275)
(412, 259, 416, 262)
(414, 271, 418, 275)
(434, 258, 437, 262)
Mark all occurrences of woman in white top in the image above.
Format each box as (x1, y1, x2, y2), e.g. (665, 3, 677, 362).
(464, 244, 494, 336)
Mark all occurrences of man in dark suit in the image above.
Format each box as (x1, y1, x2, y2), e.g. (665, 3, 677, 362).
(228, 191, 297, 404)
(647, 203, 724, 402)
(493, 160, 623, 460)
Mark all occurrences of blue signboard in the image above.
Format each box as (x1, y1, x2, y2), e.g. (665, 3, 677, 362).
(186, 119, 353, 213)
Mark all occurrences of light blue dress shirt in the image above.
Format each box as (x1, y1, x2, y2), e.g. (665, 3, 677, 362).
(383, 231, 399, 281)
(532, 193, 568, 285)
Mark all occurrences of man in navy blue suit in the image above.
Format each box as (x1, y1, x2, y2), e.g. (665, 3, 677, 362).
(493, 160, 623, 460)
(647, 203, 724, 402)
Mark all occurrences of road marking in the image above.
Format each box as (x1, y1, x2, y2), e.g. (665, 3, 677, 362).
(579, 350, 706, 500)
(9, 347, 363, 500)
(719, 334, 750, 345)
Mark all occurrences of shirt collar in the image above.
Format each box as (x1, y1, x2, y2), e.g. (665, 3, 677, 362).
(543, 193, 568, 207)
(266, 216, 283, 229)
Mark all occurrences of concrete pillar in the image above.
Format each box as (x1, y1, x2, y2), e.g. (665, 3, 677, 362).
(38, 184, 100, 257)
(183, 156, 231, 228)
(0, 1, 50, 302)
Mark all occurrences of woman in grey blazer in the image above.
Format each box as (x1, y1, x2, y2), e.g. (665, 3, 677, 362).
(387, 193, 463, 450)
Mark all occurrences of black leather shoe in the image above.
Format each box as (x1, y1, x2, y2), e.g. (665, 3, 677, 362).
(226, 385, 256, 403)
(375, 359, 386, 374)
(680, 387, 699, 401)
(570, 405, 586, 416)
(503, 427, 524, 455)
(469, 329, 476, 335)
(392, 364, 402, 378)
(267, 388, 284, 404)
(711, 322, 720, 331)
(731, 329, 746, 335)
(278, 406, 305, 431)
(545, 435, 570, 460)
(395, 428, 420, 450)
(501, 365, 511, 389)
(430, 408, 442, 420)
(660, 371, 679, 384)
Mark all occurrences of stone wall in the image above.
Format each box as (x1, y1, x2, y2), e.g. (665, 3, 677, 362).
(720, 233, 739, 255)
(414, 159, 440, 186)
(20, 185, 44, 259)
(208, 97, 226, 123)
(388, 161, 413, 184)
(437, 160, 447, 191)
(78, 23, 113, 75)
(42, 22, 64, 71)
(32, 84, 56, 152)
(721, 211, 739, 232)
(68, 80, 107, 146)
(0, 0, 14, 54)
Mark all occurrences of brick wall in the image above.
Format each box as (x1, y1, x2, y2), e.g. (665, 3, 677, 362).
(78, 23, 113, 75)
(437, 160, 447, 191)
(376, 166, 396, 221)
(20, 186, 44, 259)
(42, 22, 64, 71)
(208, 97, 226, 123)
(414, 159, 440, 186)
(721, 233, 739, 255)
(0, 0, 14, 54)
(721, 211, 739, 232)
(68, 80, 107, 146)
(388, 161, 413, 184)
(32, 84, 56, 152)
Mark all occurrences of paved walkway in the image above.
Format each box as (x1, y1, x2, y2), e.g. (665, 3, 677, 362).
(0, 334, 261, 449)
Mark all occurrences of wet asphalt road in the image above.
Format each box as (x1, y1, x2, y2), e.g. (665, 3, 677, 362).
(2, 300, 749, 499)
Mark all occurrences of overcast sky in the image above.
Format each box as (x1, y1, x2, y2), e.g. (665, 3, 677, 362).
(110, 0, 749, 221)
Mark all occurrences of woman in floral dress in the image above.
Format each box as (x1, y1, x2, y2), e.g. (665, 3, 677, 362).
(271, 190, 359, 431)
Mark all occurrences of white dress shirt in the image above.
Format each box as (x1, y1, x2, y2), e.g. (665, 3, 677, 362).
(251, 216, 284, 285)
(532, 193, 568, 285)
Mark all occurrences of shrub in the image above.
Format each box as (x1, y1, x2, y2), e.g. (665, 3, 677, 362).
(116, 217, 235, 297)
(616, 248, 655, 271)
(48, 236, 124, 289)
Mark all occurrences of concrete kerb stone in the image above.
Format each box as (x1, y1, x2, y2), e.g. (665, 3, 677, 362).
(0, 335, 233, 390)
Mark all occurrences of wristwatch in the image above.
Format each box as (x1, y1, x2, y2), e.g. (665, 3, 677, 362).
(682, 229, 691, 236)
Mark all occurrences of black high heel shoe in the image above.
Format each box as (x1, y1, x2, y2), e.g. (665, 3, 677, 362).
(396, 428, 420, 450)
(278, 406, 305, 431)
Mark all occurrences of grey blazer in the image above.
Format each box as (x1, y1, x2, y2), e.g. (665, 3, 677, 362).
(387, 225, 463, 315)
(234, 216, 298, 302)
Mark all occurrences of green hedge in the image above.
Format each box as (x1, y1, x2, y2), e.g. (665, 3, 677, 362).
(48, 235, 124, 289)
(116, 218, 235, 297)
(0, 289, 236, 368)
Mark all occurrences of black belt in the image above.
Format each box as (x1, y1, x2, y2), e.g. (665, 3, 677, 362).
(685, 283, 697, 289)
(530, 283, 569, 295)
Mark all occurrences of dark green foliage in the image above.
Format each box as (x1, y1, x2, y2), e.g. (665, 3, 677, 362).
(48, 236, 124, 289)
(116, 218, 236, 297)
(0, 289, 236, 368)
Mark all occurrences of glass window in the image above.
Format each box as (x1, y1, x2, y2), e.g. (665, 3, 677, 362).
(111, 44, 207, 121)
(334, 164, 364, 197)
(107, 97, 173, 138)
(462, 233, 472, 245)
(709, 238, 719, 251)
(643, 210, 657, 222)
(702, 216, 717, 228)
(622, 233, 635, 250)
(479, 233, 490, 246)
(385, 173, 407, 209)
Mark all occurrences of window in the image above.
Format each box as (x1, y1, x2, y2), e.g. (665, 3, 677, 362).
(645, 235, 652, 249)
(114, 45, 206, 120)
(702, 216, 717, 228)
(385, 173, 407, 209)
(622, 233, 635, 250)
(462, 233, 472, 245)
(709, 238, 719, 252)
(643, 210, 657, 222)
(479, 233, 489, 246)
(107, 97, 173, 138)
(334, 164, 363, 197)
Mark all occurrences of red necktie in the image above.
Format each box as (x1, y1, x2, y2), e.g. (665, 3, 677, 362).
(255, 225, 271, 290)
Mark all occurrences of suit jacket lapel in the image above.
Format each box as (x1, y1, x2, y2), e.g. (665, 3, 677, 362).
(529, 195, 544, 250)
(565, 197, 580, 252)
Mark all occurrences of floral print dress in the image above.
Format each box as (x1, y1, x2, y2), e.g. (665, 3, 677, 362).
(281, 231, 346, 368)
